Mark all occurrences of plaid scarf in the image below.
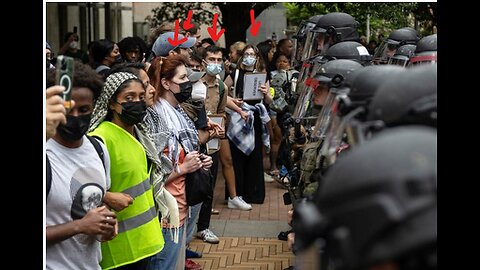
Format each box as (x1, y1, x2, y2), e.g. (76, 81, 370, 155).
(227, 103, 271, 155)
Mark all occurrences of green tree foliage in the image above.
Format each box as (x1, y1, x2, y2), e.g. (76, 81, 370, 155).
(284, 2, 437, 41)
(146, 2, 275, 48)
(146, 3, 220, 29)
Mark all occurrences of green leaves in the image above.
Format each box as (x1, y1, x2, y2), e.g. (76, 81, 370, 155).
(147, 3, 221, 28)
(284, 2, 436, 39)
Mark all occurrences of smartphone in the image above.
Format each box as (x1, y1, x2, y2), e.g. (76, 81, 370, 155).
(73, 26, 78, 33)
(56, 55, 74, 110)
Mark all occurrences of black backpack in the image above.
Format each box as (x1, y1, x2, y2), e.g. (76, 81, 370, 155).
(46, 136, 106, 197)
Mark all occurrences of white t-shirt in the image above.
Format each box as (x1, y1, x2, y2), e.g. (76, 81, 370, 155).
(46, 136, 110, 270)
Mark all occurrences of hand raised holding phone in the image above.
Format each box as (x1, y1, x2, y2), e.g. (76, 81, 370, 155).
(56, 55, 74, 111)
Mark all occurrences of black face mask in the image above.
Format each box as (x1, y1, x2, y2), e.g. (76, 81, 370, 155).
(171, 81, 192, 103)
(114, 54, 123, 64)
(116, 100, 147, 126)
(57, 114, 92, 141)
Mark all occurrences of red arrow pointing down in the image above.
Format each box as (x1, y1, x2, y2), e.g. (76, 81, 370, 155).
(250, 9, 261, 36)
(207, 13, 225, 42)
(168, 19, 188, 47)
(183, 10, 194, 30)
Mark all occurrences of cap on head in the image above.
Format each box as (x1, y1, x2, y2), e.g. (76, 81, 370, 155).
(151, 31, 196, 57)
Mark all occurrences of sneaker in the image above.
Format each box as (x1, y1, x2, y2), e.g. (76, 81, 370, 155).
(186, 248, 202, 258)
(197, 229, 219, 244)
(264, 172, 274, 183)
(185, 259, 202, 270)
(228, 196, 252, 210)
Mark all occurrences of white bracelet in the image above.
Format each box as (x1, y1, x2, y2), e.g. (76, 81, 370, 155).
(176, 164, 181, 175)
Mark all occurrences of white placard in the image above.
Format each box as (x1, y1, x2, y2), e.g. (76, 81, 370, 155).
(242, 72, 267, 100)
(191, 80, 207, 101)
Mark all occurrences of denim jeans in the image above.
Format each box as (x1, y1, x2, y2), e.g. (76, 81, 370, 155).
(147, 224, 185, 270)
(185, 203, 202, 245)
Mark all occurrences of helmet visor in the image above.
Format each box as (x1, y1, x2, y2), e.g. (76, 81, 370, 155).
(372, 40, 399, 65)
(319, 102, 364, 167)
(388, 55, 409, 67)
(302, 31, 331, 61)
(292, 81, 314, 119)
(311, 86, 348, 139)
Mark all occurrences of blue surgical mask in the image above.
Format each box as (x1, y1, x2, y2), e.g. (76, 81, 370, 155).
(206, 63, 223, 76)
(242, 55, 257, 67)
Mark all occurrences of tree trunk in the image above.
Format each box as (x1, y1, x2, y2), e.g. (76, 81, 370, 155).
(218, 3, 273, 49)
(218, 3, 250, 49)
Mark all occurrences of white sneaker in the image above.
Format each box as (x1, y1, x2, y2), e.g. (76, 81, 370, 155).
(228, 196, 252, 210)
(264, 172, 274, 183)
(197, 228, 219, 244)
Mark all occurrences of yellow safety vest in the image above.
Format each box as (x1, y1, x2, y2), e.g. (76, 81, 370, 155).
(90, 121, 164, 269)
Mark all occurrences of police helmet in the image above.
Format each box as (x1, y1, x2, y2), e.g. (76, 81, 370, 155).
(388, 44, 417, 67)
(294, 15, 324, 40)
(294, 126, 437, 270)
(373, 28, 420, 65)
(312, 12, 360, 44)
(409, 34, 437, 66)
(324, 41, 373, 66)
(367, 64, 437, 128)
(340, 65, 406, 118)
(314, 59, 363, 87)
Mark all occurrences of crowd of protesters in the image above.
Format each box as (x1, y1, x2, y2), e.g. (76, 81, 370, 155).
(46, 10, 436, 270)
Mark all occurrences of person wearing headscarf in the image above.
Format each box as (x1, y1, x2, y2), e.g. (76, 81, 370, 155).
(88, 71, 170, 269)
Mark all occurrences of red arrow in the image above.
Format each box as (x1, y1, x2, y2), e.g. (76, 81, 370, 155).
(168, 19, 188, 47)
(249, 9, 261, 37)
(183, 10, 194, 30)
(207, 13, 225, 42)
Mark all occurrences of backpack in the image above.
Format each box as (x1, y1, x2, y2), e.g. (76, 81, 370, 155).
(216, 78, 225, 112)
(46, 136, 106, 197)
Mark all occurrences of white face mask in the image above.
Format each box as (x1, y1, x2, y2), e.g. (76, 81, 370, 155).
(242, 55, 257, 67)
(69, 41, 79, 49)
(191, 80, 207, 101)
(205, 63, 223, 76)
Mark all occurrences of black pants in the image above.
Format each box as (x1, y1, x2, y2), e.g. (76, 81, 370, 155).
(228, 111, 265, 204)
(197, 151, 219, 231)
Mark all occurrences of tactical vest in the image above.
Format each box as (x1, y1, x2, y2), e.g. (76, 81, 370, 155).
(89, 121, 164, 269)
(298, 139, 322, 197)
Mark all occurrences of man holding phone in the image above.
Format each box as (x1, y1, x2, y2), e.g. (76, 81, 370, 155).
(58, 27, 89, 64)
(46, 62, 128, 269)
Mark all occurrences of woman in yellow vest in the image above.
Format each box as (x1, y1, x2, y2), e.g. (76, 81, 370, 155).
(89, 72, 170, 269)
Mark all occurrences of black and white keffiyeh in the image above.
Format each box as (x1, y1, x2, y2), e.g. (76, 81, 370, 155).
(152, 98, 199, 164)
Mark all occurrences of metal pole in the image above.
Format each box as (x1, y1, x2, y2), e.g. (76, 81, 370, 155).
(105, 2, 111, 40)
(87, 2, 91, 44)
(366, 14, 370, 43)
